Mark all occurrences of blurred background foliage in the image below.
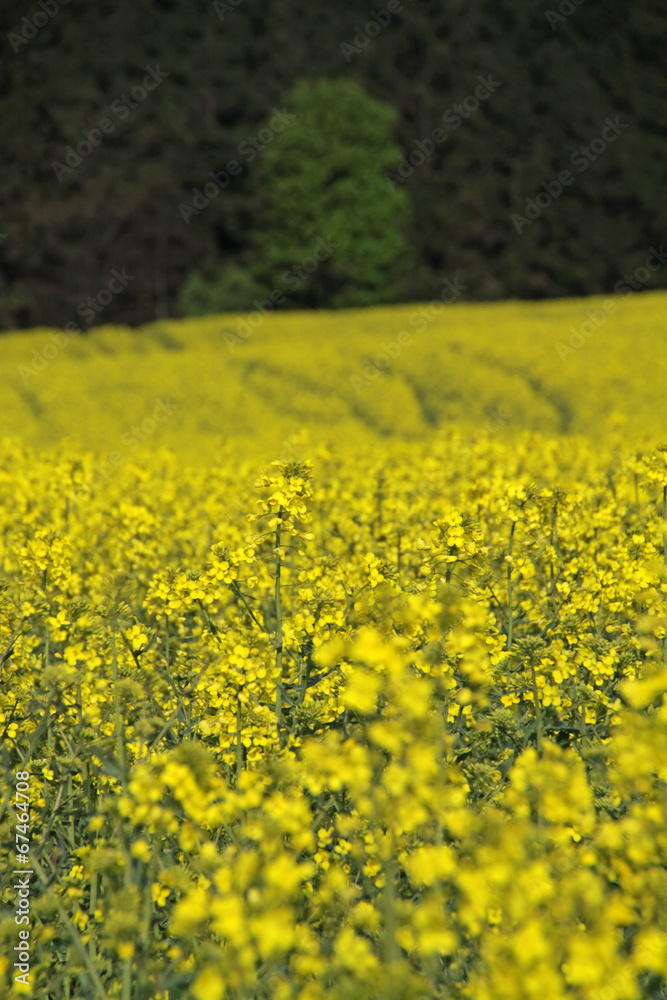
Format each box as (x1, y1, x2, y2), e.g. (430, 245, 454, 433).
(1, 0, 666, 328)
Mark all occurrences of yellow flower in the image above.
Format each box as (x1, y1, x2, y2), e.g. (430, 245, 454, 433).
(130, 839, 151, 862)
(404, 844, 457, 886)
(342, 668, 382, 714)
(191, 966, 225, 1000)
(171, 887, 209, 936)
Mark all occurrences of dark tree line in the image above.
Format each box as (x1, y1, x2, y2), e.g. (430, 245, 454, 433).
(1, 0, 665, 329)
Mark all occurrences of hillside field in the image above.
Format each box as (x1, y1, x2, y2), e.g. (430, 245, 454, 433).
(3, 290, 667, 460)
(1, 295, 667, 1000)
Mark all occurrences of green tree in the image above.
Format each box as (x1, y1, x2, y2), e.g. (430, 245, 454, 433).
(177, 264, 270, 317)
(261, 77, 413, 308)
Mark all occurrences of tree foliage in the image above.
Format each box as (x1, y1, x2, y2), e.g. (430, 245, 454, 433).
(261, 78, 412, 308)
(1, 0, 665, 328)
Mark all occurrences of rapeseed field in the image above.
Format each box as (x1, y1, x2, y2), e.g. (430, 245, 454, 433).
(1, 295, 667, 999)
(3, 290, 667, 457)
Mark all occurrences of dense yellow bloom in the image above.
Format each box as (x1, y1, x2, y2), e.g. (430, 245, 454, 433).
(2, 296, 667, 999)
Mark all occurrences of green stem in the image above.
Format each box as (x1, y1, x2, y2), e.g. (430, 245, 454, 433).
(507, 520, 515, 651)
(122, 959, 131, 1000)
(45, 628, 54, 753)
(111, 615, 128, 786)
(88, 870, 99, 960)
(274, 512, 284, 737)
(381, 855, 398, 964)
(549, 502, 557, 608)
(229, 584, 267, 635)
(531, 660, 543, 757)
(236, 695, 243, 781)
(297, 655, 310, 710)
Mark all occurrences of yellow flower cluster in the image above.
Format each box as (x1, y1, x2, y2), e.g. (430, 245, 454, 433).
(0, 429, 664, 999)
